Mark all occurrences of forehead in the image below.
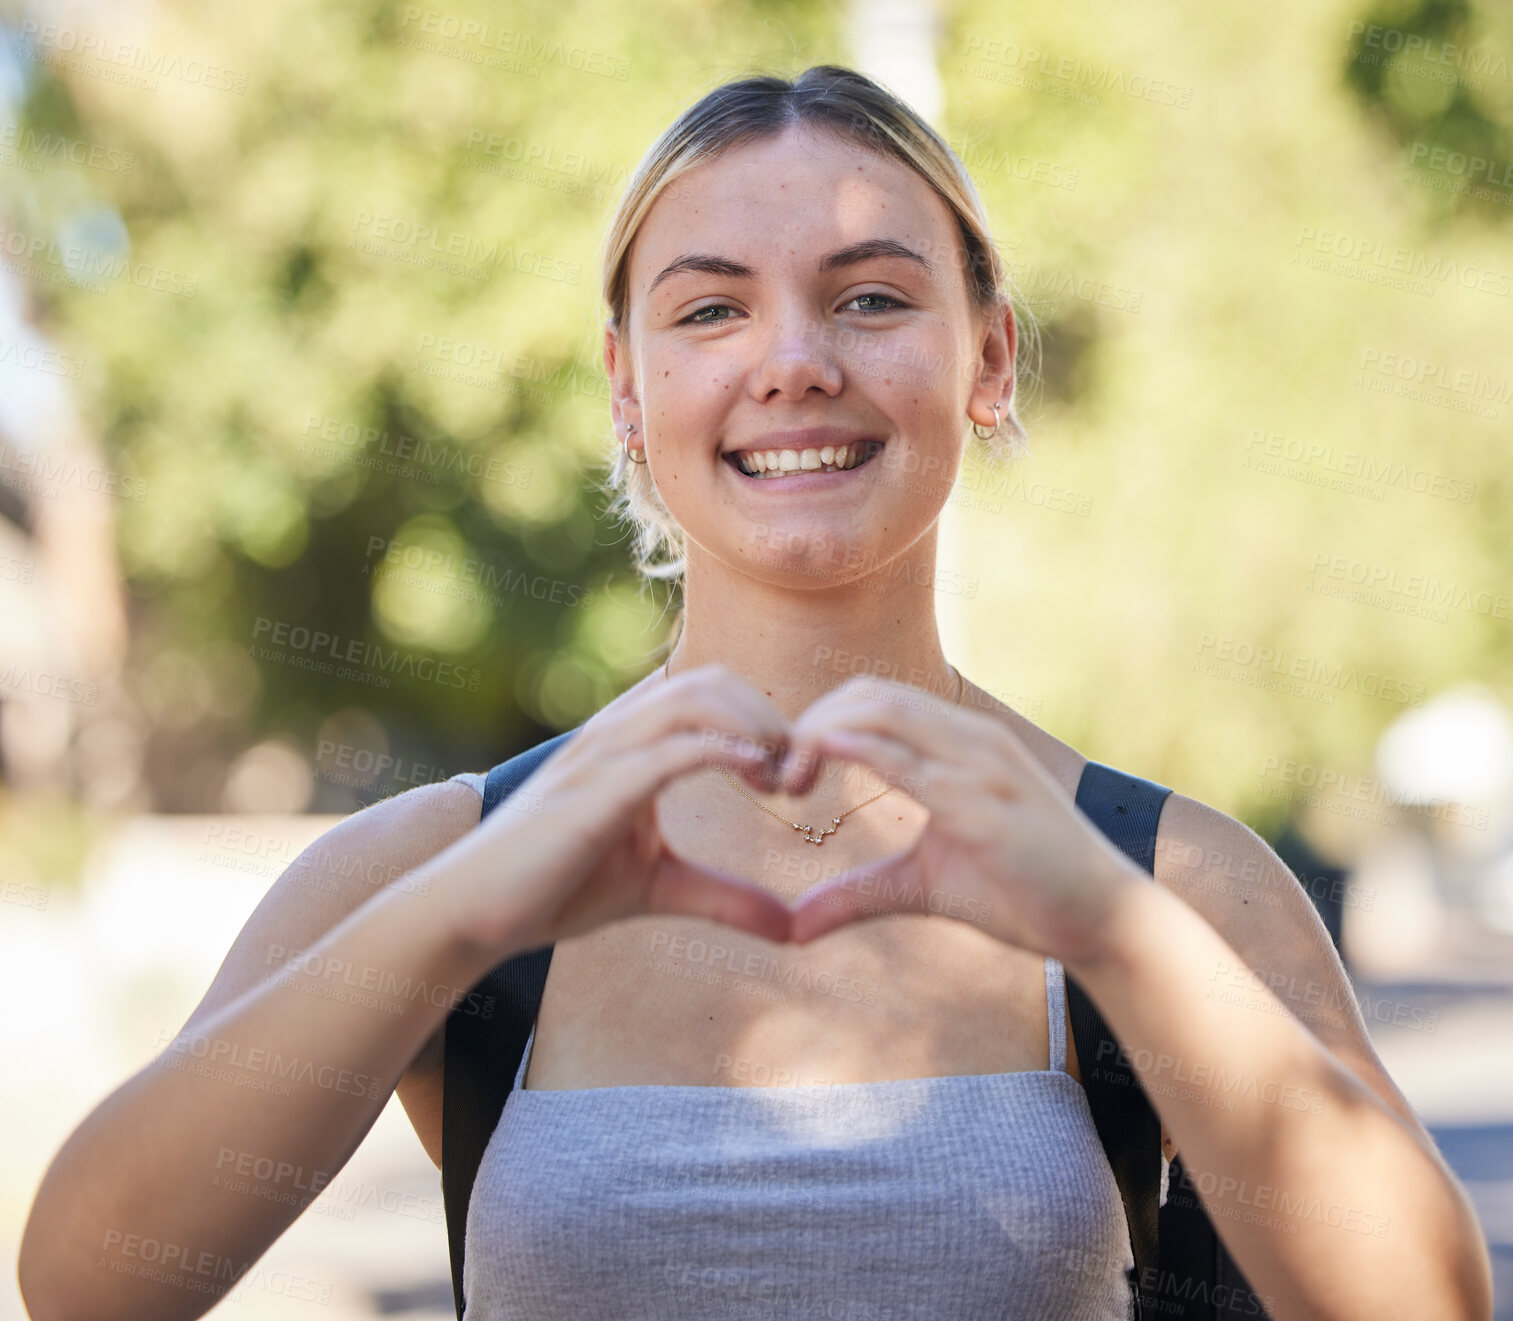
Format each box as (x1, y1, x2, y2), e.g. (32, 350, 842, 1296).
(630, 123, 962, 286)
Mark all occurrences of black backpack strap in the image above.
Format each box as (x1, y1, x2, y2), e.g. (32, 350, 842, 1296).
(441, 727, 582, 1320)
(1070, 761, 1276, 1321)
(1069, 759, 1172, 1321)
(1156, 1150, 1270, 1319)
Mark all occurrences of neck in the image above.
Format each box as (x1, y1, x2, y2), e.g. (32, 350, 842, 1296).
(664, 540, 959, 724)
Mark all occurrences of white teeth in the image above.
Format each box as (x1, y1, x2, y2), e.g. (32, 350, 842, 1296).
(734, 441, 879, 478)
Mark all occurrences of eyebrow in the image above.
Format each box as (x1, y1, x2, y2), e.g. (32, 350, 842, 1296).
(647, 238, 935, 296)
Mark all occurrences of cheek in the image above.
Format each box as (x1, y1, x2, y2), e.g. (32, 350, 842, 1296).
(876, 374, 956, 429)
(860, 334, 966, 413)
(646, 352, 734, 420)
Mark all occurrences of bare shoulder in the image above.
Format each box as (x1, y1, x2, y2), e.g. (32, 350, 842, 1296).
(184, 778, 485, 1029)
(1150, 788, 1431, 1144)
(181, 776, 485, 1167)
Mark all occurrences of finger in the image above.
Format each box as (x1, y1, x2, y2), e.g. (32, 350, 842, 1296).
(649, 664, 791, 764)
(584, 663, 791, 778)
(647, 844, 794, 945)
(789, 727, 923, 801)
(584, 727, 790, 840)
(780, 705, 1004, 798)
(779, 726, 990, 833)
(554, 684, 789, 819)
(781, 686, 1009, 798)
(787, 840, 929, 943)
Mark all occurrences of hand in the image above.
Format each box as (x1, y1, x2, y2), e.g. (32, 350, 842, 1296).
(777, 675, 1145, 965)
(452, 663, 797, 957)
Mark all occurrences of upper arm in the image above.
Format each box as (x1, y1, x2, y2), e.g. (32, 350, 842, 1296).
(1151, 790, 1434, 1151)
(182, 777, 485, 1168)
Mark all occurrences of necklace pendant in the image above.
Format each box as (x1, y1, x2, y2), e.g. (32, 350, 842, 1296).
(797, 819, 839, 845)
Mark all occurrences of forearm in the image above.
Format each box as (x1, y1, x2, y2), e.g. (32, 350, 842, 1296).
(1065, 879, 1493, 1321)
(19, 861, 514, 1321)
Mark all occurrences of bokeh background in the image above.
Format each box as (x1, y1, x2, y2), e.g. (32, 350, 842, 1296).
(2, 0, 1512, 1316)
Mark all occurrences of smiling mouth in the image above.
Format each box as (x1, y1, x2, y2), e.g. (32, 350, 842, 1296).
(724, 440, 886, 480)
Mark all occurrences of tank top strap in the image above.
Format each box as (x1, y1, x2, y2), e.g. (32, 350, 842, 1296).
(1044, 957, 1068, 1075)
(513, 1020, 537, 1091)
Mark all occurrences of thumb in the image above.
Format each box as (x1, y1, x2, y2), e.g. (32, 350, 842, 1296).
(647, 841, 795, 945)
(788, 841, 927, 944)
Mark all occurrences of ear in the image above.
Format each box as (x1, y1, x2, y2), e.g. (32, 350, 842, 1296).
(966, 297, 1017, 433)
(604, 320, 643, 444)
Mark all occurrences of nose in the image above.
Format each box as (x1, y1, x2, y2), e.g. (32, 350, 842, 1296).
(748, 303, 843, 403)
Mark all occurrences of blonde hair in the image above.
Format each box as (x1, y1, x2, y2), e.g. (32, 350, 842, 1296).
(591, 65, 1039, 648)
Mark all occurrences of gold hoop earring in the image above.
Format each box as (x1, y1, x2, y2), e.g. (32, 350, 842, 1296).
(623, 422, 648, 464)
(971, 402, 1002, 441)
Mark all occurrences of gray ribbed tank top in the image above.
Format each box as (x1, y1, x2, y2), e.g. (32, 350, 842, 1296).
(461, 954, 1136, 1320)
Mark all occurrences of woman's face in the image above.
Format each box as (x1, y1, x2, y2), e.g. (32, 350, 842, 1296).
(607, 122, 1014, 584)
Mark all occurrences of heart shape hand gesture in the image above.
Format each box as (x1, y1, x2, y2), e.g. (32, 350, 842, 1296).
(449, 664, 1143, 971)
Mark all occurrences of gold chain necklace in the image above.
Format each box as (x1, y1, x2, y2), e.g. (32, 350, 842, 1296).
(662, 657, 965, 846)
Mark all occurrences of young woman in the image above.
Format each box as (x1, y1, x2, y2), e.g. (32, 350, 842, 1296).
(19, 65, 1491, 1321)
